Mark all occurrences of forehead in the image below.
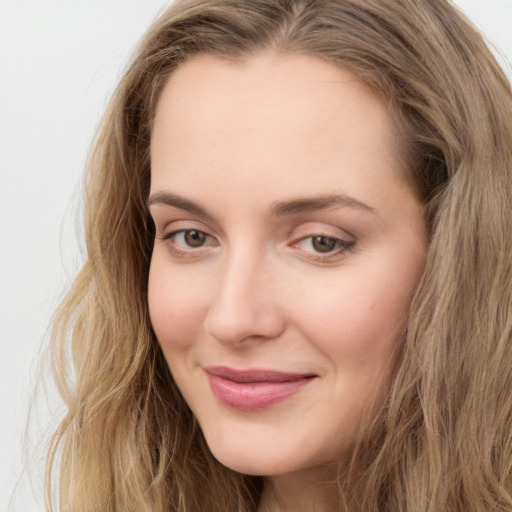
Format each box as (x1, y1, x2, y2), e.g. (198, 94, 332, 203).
(150, 52, 405, 210)
(151, 52, 391, 144)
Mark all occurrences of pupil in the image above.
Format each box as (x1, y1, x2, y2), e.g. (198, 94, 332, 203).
(185, 230, 206, 247)
(312, 236, 336, 253)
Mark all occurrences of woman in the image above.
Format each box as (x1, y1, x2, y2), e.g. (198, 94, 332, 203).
(46, 0, 512, 511)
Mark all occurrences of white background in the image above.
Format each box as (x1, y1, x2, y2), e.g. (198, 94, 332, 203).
(1, 1, 511, 510)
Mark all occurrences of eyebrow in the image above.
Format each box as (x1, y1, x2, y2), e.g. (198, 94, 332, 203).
(271, 195, 376, 216)
(147, 192, 376, 217)
(147, 192, 210, 216)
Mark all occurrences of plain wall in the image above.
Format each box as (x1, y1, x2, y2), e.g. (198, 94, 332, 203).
(1, 1, 511, 510)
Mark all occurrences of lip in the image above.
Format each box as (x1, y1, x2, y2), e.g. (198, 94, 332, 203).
(204, 366, 317, 411)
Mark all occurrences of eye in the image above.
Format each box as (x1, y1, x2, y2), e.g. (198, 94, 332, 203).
(160, 229, 217, 255)
(178, 229, 208, 248)
(293, 234, 354, 260)
(310, 235, 341, 253)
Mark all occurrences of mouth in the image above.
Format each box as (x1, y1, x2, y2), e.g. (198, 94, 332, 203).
(204, 366, 317, 411)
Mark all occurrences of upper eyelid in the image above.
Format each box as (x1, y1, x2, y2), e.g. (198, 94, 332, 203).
(290, 222, 356, 242)
(149, 201, 363, 232)
(157, 219, 215, 235)
(296, 233, 350, 242)
(162, 228, 217, 243)
(151, 213, 226, 239)
(156, 219, 355, 245)
(292, 234, 354, 249)
(292, 234, 356, 258)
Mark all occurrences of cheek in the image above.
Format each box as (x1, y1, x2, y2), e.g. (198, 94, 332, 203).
(148, 259, 209, 352)
(290, 257, 421, 368)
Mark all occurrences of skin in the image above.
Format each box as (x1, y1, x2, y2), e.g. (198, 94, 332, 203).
(148, 52, 427, 511)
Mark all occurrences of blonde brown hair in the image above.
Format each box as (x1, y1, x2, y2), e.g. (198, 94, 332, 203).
(46, 0, 512, 510)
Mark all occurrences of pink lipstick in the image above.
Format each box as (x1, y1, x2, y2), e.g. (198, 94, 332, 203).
(204, 366, 317, 411)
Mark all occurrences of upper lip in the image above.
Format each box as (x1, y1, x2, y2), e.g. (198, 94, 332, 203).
(204, 365, 317, 383)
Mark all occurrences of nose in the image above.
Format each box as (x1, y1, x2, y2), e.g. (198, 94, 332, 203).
(203, 250, 285, 346)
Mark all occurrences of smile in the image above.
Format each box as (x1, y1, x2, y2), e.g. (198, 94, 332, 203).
(204, 366, 317, 411)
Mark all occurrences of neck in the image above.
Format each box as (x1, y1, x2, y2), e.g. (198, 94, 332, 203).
(257, 465, 345, 512)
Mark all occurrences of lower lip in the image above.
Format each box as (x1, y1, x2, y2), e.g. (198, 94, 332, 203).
(206, 374, 315, 411)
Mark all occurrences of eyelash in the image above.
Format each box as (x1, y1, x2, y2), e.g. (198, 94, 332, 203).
(158, 229, 355, 262)
(159, 229, 217, 258)
(293, 235, 355, 262)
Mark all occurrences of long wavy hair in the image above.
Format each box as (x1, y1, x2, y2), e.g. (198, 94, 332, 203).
(46, 0, 512, 510)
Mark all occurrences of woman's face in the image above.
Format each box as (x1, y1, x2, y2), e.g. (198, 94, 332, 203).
(148, 53, 427, 477)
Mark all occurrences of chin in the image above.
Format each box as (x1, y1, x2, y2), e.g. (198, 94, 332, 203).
(213, 450, 297, 476)
(206, 442, 271, 475)
(203, 429, 335, 477)
(202, 432, 289, 475)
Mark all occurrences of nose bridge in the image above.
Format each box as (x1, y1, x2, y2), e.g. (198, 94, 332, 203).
(204, 242, 284, 345)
